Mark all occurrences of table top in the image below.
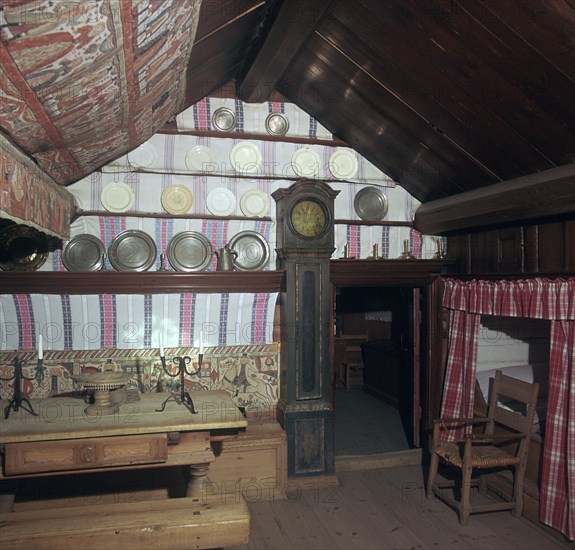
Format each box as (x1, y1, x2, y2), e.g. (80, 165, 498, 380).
(0, 391, 247, 444)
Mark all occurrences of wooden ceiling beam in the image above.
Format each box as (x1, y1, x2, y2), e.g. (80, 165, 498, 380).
(413, 164, 575, 234)
(236, 0, 332, 102)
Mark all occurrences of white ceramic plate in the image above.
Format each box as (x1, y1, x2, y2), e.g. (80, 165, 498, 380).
(206, 187, 236, 216)
(230, 141, 262, 174)
(127, 142, 157, 168)
(291, 147, 321, 177)
(329, 149, 358, 180)
(100, 182, 135, 213)
(161, 184, 193, 215)
(240, 189, 270, 217)
(185, 145, 214, 172)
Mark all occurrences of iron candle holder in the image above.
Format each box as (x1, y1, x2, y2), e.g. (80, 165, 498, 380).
(156, 353, 203, 414)
(1, 355, 46, 419)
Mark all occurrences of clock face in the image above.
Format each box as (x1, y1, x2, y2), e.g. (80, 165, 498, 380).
(289, 199, 328, 238)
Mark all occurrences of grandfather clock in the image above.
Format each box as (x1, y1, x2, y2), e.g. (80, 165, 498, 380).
(272, 179, 339, 478)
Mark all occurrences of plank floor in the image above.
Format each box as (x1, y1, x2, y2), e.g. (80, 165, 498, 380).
(228, 465, 572, 550)
(334, 387, 409, 455)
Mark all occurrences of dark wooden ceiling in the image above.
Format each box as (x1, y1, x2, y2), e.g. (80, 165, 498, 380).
(181, 0, 575, 232)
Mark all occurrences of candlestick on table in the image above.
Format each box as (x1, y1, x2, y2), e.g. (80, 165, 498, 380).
(1, 354, 46, 419)
(156, 351, 202, 415)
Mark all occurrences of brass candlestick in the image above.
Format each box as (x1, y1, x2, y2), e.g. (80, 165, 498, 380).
(156, 353, 202, 414)
(399, 239, 416, 260)
(1, 355, 46, 419)
(432, 238, 448, 260)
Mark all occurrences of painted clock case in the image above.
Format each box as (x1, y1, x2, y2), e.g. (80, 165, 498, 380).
(272, 180, 339, 478)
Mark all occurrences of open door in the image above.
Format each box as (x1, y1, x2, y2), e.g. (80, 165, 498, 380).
(398, 288, 421, 447)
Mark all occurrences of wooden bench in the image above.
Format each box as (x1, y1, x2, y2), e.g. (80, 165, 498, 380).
(0, 495, 250, 550)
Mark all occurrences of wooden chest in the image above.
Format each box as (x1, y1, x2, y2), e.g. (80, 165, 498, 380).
(208, 420, 287, 501)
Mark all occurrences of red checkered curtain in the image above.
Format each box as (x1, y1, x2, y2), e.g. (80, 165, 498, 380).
(442, 277, 575, 539)
(541, 319, 575, 539)
(439, 308, 480, 440)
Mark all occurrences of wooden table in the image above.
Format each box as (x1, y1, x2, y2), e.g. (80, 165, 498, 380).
(0, 391, 250, 549)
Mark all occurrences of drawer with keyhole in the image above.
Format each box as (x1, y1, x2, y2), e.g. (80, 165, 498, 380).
(3, 434, 168, 475)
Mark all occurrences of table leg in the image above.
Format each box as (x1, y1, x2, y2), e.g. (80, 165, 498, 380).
(0, 480, 19, 513)
(186, 465, 211, 498)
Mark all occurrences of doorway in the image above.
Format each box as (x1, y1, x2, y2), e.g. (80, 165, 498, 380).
(332, 286, 422, 456)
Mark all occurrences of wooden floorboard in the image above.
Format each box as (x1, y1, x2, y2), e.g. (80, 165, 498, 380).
(226, 465, 572, 550)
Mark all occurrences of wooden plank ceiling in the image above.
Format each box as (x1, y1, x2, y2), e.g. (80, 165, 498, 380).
(186, 0, 575, 231)
(1, 0, 574, 233)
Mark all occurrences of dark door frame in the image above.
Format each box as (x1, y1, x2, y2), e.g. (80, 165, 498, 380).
(329, 260, 446, 446)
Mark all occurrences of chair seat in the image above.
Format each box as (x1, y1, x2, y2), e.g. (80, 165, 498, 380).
(436, 441, 521, 469)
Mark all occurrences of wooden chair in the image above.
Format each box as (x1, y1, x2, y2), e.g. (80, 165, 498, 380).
(427, 370, 539, 525)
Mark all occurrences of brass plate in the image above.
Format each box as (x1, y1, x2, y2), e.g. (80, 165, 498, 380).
(0, 225, 48, 271)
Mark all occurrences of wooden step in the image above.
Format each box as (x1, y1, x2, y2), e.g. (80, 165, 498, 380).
(0, 496, 250, 550)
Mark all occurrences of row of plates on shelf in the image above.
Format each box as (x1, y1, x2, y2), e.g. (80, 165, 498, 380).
(211, 108, 290, 136)
(62, 230, 270, 272)
(101, 184, 270, 216)
(101, 183, 388, 220)
(127, 141, 359, 180)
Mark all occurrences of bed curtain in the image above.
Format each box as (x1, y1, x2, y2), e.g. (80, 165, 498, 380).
(440, 277, 575, 540)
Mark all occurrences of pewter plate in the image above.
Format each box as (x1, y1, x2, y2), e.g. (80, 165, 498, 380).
(167, 231, 212, 272)
(229, 230, 270, 271)
(62, 234, 105, 271)
(108, 230, 157, 272)
(354, 186, 389, 221)
(212, 107, 236, 131)
(265, 112, 289, 136)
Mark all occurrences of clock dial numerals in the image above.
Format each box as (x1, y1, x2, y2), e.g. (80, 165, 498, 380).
(290, 200, 327, 237)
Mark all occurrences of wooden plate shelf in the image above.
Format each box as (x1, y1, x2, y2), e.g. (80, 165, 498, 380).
(0, 270, 284, 295)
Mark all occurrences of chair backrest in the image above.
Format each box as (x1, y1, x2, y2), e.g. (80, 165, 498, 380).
(486, 370, 539, 435)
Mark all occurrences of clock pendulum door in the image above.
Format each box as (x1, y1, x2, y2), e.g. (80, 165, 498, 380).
(272, 180, 339, 478)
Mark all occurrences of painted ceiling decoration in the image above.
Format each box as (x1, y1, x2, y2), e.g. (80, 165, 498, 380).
(0, 0, 202, 186)
(0, 133, 74, 239)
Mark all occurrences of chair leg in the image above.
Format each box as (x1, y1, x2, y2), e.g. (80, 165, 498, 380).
(427, 451, 439, 500)
(512, 464, 525, 517)
(459, 462, 473, 525)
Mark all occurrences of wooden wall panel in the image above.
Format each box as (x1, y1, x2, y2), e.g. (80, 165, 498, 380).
(537, 222, 566, 273)
(446, 218, 575, 276)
